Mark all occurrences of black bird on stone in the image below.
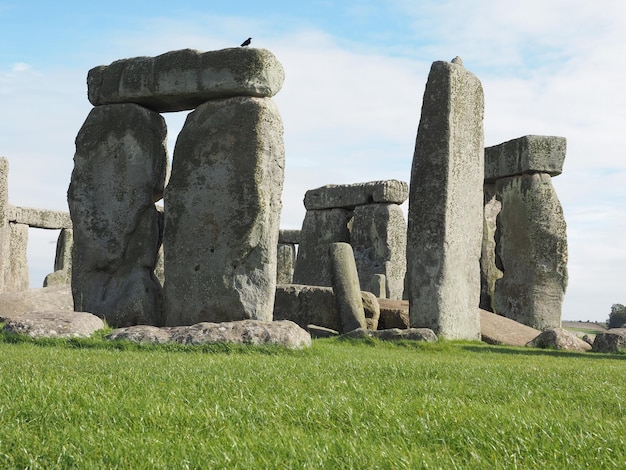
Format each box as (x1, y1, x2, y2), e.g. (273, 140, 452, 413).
(241, 37, 252, 47)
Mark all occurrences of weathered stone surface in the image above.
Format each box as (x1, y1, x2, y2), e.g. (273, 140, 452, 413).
(378, 299, 410, 330)
(352, 203, 406, 300)
(88, 48, 285, 113)
(369, 274, 386, 299)
(44, 228, 73, 287)
(0, 285, 73, 321)
(7, 206, 72, 229)
(107, 320, 311, 349)
(3, 310, 105, 338)
(304, 180, 408, 210)
(68, 103, 167, 327)
(341, 327, 438, 342)
(407, 60, 484, 340)
(329, 243, 367, 333)
(484, 135, 566, 182)
(164, 96, 284, 326)
(592, 329, 626, 353)
(494, 173, 568, 329)
(480, 183, 503, 311)
(526, 328, 591, 352)
(293, 208, 352, 287)
(480, 309, 540, 347)
(276, 243, 296, 284)
(278, 229, 300, 244)
(306, 324, 340, 338)
(274, 284, 378, 332)
(2, 222, 29, 292)
(0, 157, 9, 294)
(361, 291, 380, 330)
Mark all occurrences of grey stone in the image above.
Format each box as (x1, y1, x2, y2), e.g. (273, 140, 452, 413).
(2, 223, 29, 292)
(329, 243, 367, 333)
(292, 208, 352, 287)
(369, 274, 386, 299)
(274, 284, 378, 332)
(341, 327, 438, 342)
(479, 183, 503, 311)
(451, 56, 463, 66)
(406, 60, 484, 340)
(526, 328, 591, 352)
(0, 285, 73, 321)
(361, 291, 380, 330)
(278, 229, 300, 244)
(107, 320, 311, 349)
(378, 299, 410, 330)
(44, 228, 73, 287)
(276, 243, 296, 284)
(480, 309, 540, 347)
(0, 157, 9, 293)
(592, 329, 626, 353)
(493, 173, 568, 329)
(306, 324, 340, 338)
(352, 203, 406, 300)
(68, 103, 167, 327)
(163, 96, 284, 326)
(304, 180, 408, 210)
(3, 310, 105, 338)
(484, 135, 566, 182)
(7, 206, 72, 229)
(88, 48, 285, 113)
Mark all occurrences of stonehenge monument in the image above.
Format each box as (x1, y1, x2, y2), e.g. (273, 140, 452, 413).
(407, 59, 484, 340)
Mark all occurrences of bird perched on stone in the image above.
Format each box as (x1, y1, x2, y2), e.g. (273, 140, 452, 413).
(451, 56, 463, 66)
(241, 37, 252, 47)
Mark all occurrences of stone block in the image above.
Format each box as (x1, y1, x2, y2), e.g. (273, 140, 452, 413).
(493, 173, 568, 329)
(68, 103, 167, 327)
(163, 96, 284, 326)
(292, 208, 352, 287)
(88, 48, 285, 112)
(484, 135, 566, 182)
(0, 157, 9, 293)
(304, 180, 408, 210)
(329, 242, 367, 333)
(44, 228, 73, 287)
(276, 243, 296, 284)
(351, 203, 406, 300)
(2, 222, 29, 292)
(479, 183, 503, 311)
(278, 229, 300, 244)
(7, 206, 72, 229)
(406, 60, 484, 340)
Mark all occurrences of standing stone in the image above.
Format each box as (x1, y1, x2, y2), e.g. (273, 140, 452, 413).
(351, 203, 406, 300)
(276, 243, 296, 284)
(44, 228, 73, 287)
(494, 173, 568, 329)
(328, 243, 367, 333)
(3, 223, 29, 292)
(480, 184, 503, 311)
(293, 208, 352, 287)
(163, 96, 284, 326)
(407, 59, 484, 340)
(68, 103, 167, 327)
(0, 157, 10, 293)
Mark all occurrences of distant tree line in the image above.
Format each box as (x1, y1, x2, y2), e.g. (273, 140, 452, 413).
(607, 304, 626, 329)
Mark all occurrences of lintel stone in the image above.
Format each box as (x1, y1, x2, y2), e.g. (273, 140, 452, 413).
(7, 206, 72, 229)
(278, 229, 300, 244)
(88, 48, 285, 113)
(304, 180, 408, 210)
(484, 135, 566, 182)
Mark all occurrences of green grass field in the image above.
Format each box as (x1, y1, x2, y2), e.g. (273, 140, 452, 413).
(1, 334, 625, 469)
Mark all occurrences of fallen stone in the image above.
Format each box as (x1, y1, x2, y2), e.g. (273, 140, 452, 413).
(340, 327, 438, 342)
(0, 285, 73, 321)
(361, 291, 380, 331)
(304, 180, 408, 210)
(484, 135, 566, 182)
(3, 310, 105, 339)
(592, 329, 626, 353)
(306, 324, 340, 338)
(163, 96, 284, 326)
(480, 309, 541, 347)
(377, 299, 410, 329)
(407, 59, 484, 340)
(88, 48, 285, 112)
(526, 328, 591, 352)
(107, 320, 311, 349)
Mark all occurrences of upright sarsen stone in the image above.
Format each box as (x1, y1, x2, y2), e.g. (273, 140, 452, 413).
(163, 96, 284, 325)
(68, 103, 167, 327)
(407, 60, 484, 339)
(494, 173, 568, 329)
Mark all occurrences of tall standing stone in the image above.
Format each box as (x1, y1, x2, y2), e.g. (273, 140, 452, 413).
(163, 96, 284, 325)
(351, 203, 406, 300)
(68, 103, 167, 327)
(328, 242, 367, 333)
(407, 59, 484, 339)
(0, 157, 10, 293)
(493, 173, 568, 329)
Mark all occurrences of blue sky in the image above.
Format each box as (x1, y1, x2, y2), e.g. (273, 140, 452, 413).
(1, 0, 625, 322)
